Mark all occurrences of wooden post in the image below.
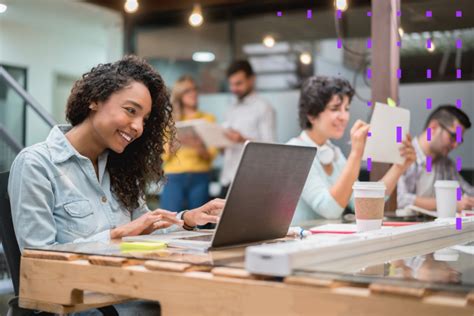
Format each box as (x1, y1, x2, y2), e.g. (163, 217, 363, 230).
(371, 0, 401, 212)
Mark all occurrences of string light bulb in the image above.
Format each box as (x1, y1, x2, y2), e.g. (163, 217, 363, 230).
(427, 40, 436, 53)
(0, 3, 7, 13)
(334, 0, 348, 12)
(124, 0, 139, 13)
(262, 35, 275, 48)
(189, 4, 204, 27)
(300, 52, 312, 65)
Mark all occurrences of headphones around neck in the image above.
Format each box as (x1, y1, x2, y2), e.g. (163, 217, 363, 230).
(317, 144, 336, 165)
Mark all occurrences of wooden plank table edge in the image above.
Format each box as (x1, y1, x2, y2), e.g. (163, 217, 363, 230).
(19, 253, 474, 315)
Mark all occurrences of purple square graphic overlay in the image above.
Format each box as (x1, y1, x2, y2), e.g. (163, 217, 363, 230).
(426, 69, 432, 79)
(426, 156, 432, 172)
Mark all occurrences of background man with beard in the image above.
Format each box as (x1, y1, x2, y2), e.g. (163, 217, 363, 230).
(219, 60, 276, 198)
(397, 105, 474, 211)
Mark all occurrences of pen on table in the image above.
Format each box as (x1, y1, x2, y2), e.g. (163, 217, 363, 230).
(287, 226, 312, 238)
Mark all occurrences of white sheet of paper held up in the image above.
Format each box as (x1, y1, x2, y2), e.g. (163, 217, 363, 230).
(362, 102, 410, 164)
(176, 119, 235, 148)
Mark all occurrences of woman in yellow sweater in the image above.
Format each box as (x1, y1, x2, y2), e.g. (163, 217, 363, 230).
(161, 76, 217, 212)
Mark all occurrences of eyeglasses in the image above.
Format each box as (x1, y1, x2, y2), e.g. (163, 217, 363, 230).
(438, 122, 463, 144)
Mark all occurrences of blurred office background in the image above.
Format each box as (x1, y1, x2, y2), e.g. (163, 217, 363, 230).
(0, 0, 473, 309)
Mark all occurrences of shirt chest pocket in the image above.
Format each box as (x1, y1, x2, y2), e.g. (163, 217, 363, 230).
(63, 200, 97, 236)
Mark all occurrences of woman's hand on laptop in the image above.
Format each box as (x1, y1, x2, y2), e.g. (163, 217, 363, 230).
(110, 209, 184, 239)
(183, 198, 226, 227)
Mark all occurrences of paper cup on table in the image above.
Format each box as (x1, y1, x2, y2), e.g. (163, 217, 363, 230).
(352, 182, 386, 232)
(434, 180, 459, 218)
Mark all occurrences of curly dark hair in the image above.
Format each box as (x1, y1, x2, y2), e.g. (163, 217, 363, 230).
(299, 76, 355, 129)
(66, 55, 174, 211)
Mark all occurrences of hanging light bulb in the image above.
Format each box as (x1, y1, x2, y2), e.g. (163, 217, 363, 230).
(0, 3, 7, 13)
(398, 27, 404, 38)
(262, 35, 275, 48)
(300, 52, 312, 65)
(334, 0, 348, 12)
(427, 40, 436, 53)
(189, 4, 204, 27)
(124, 0, 139, 13)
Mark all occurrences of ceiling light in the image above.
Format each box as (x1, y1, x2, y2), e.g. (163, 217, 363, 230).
(299, 52, 312, 65)
(192, 51, 215, 62)
(0, 3, 7, 13)
(334, 0, 348, 12)
(263, 35, 275, 48)
(189, 4, 203, 27)
(124, 0, 139, 13)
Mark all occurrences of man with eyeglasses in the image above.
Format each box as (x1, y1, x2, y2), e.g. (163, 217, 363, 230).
(397, 105, 474, 212)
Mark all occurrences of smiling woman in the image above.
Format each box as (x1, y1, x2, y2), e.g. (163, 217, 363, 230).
(64, 57, 169, 212)
(8, 55, 225, 252)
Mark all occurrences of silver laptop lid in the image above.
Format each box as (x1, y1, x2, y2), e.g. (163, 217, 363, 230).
(211, 142, 317, 248)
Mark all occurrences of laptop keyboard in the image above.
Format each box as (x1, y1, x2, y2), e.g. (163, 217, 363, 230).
(179, 234, 213, 242)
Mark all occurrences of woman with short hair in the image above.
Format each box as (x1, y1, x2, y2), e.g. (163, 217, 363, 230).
(287, 76, 416, 223)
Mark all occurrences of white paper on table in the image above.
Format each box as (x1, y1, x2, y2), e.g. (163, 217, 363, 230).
(407, 205, 438, 217)
(362, 102, 410, 164)
(175, 119, 235, 148)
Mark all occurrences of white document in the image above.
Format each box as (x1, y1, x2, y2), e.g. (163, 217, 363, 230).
(175, 119, 235, 148)
(407, 205, 438, 217)
(363, 102, 410, 164)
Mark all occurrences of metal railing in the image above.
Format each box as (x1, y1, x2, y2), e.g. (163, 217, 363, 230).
(0, 65, 56, 170)
(0, 66, 56, 128)
(0, 126, 22, 173)
(0, 126, 22, 154)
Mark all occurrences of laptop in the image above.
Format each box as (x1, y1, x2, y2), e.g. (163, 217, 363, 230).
(125, 142, 316, 249)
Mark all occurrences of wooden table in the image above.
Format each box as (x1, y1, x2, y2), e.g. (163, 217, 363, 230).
(19, 245, 474, 315)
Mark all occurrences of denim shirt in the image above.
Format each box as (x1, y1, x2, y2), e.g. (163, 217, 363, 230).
(9, 125, 171, 251)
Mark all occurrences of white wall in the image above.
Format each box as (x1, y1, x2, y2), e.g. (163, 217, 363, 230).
(0, 0, 123, 145)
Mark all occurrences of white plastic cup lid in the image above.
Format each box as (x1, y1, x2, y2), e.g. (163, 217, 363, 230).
(352, 181, 386, 191)
(352, 181, 386, 198)
(434, 180, 459, 189)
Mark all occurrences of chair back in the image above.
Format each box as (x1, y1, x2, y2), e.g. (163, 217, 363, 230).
(0, 171, 21, 296)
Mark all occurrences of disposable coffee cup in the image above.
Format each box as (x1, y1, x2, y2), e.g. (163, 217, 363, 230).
(434, 180, 459, 218)
(352, 181, 386, 232)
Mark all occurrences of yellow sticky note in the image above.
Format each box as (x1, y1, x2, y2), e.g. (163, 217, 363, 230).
(387, 97, 397, 107)
(120, 241, 167, 252)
